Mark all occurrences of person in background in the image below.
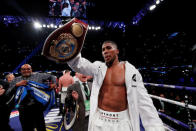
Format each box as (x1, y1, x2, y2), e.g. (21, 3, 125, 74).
(62, 0, 71, 16)
(5, 73, 15, 83)
(8, 64, 56, 131)
(58, 69, 74, 115)
(0, 79, 14, 131)
(66, 73, 92, 131)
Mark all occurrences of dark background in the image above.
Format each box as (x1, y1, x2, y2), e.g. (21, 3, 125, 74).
(0, 0, 196, 86)
(0, 0, 196, 29)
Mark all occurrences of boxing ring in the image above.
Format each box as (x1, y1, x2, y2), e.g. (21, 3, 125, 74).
(144, 82, 196, 131)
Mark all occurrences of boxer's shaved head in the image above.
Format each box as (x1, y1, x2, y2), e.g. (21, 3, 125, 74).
(102, 40, 118, 49)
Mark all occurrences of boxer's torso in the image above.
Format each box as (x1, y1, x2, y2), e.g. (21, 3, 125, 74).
(98, 62, 127, 112)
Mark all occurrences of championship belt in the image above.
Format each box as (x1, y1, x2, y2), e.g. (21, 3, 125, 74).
(42, 18, 88, 63)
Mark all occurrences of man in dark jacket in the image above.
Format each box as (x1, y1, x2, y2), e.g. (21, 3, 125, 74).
(65, 73, 92, 131)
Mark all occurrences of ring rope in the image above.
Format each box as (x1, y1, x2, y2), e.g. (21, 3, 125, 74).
(158, 111, 192, 130)
(149, 94, 196, 110)
(145, 82, 196, 92)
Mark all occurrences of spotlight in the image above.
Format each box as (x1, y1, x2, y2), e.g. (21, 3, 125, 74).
(149, 5, 156, 10)
(34, 22, 42, 29)
(42, 24, 46, 28)
(133, 21, 136, 24)
(156, 0, 160, 4)
(50, 24, 54, 28)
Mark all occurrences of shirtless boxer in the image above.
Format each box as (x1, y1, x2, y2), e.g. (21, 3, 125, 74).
(67, 40, 165, 131)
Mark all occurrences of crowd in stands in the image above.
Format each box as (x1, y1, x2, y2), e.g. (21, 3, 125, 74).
(49, 0, 87, 18)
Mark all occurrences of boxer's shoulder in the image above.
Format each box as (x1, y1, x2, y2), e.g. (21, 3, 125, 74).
(93, 61, 104, 66)
(124, 61, 137, 70)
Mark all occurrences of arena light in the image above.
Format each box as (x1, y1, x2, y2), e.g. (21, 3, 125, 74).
(95, 26, 101, 30)
(50, 24, 54, 28)
(149, 5, 156, 11)
(156, 0, 160, 5)
(97, 26, 101, 30)
(59, 24, 63, 28)
(34, 23, 59, 29)
(34, 22, 42, 29)
(88, 26, 101, 31)
(131, 0, 165, 25)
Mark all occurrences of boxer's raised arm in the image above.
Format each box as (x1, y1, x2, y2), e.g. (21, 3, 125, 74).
(67, 53, 98, 77)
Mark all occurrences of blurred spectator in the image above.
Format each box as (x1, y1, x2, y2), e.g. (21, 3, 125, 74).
(72, 5, 80, 17)
(62, 1, 71, 16)
(156, 93, 166, 113)
(0, 79, 14, 131)
(5, 73, 15, 83)
(58, 69, 74, 115)
(79, 0, 86, 18)
(52, 0, 62, 16)
(66, 73, 92, 131)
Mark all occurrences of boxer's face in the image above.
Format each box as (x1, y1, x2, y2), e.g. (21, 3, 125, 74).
(102, 42, 119, 63)
(21, 64, 32, 77)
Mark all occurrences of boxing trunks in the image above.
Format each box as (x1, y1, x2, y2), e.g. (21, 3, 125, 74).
(89, 108, 133, 131)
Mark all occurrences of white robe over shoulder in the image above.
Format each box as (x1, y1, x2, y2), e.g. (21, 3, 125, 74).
(68, 53, 165, 131)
